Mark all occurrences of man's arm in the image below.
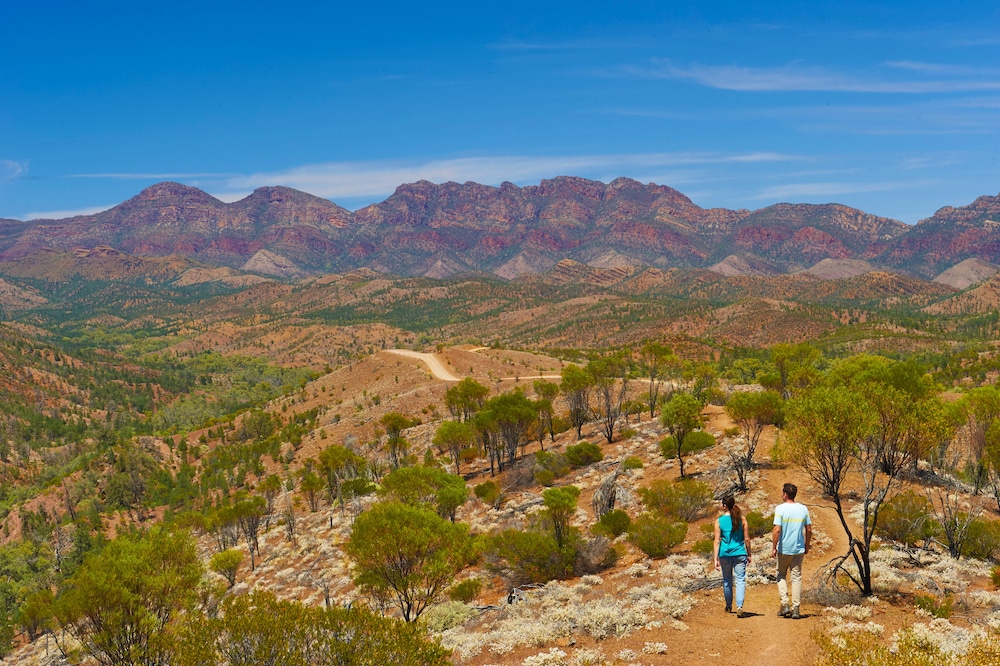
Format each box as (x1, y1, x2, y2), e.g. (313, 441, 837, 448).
(771, 524, 781, 557)
(804, 524, 812, 554)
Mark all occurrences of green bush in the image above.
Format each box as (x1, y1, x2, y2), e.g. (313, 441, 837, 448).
(565, 442, 604, 468)
(681, 430, 716, 454)
(487, 529, 576, 585)
(592, 509, 631, 538)
(627, 514, 688, 559)
(745, 511, 772, 539)
(914, 593, 954, 619)
(622, 456, 644, 470)
(534, 451, 570, 486)
(619, 428, 637, 440)
(534, 469, 556, 487)
(962, 518, 1000, 561)
(446, 578, 482, 603)
(474, 481, 501, 508)
(638, 479, 714, 522)
(692, 538, 714, 557)
(875, 490, 939, 549)
(420, 601, 476, 632)
(992, 566, 1000, 590)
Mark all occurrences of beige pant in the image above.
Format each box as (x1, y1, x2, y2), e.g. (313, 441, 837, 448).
(776, 553, 804, 609)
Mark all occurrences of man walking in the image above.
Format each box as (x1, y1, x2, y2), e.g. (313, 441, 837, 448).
(772, 482, 811, 619)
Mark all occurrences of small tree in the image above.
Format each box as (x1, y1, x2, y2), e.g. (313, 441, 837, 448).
(209, 549, 244, 588)
(378, 466, 468, 522)
(533, 380, 559, 443)
(639, 342, 677, 419)
(259, 474, 282, 532)
(53, 527, 202, 666)
(560, 364, 592, 439)
(588, 353, 630, 444)
(659, 392, 704, 479)
(381, 412, 419, 469)
(444, 378, 490, 422)
(542, 486, 581, 548)
(725, 390, 783, 490)
(233, 495, 266, 570)
(346, 502, 472, 622)
(433, 421, 476, 476)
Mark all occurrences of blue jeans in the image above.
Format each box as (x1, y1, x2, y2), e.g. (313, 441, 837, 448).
(719, 555, 747, 609)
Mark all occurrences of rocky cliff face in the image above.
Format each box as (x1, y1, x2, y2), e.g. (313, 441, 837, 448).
(3, 178, 996, 280)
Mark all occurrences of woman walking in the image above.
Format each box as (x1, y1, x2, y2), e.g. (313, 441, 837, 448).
(714, 495, 751, 617)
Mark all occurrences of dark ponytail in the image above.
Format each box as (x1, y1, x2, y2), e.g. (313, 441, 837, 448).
(722, 495, 744, 543)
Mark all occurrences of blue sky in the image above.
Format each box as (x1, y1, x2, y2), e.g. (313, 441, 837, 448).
(2, 1, 999, 223)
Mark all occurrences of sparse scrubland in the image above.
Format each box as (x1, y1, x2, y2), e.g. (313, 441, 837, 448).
(8, 268, 1000, 665)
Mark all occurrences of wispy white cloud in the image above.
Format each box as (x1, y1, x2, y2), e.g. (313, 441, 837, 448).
(68, 172, 235, 179)
(1, 160, 27, 181)
(206, 153, 802, 200)
(620, 60, 1000, 93)
(753, 180, 929, 200)
(25, 205, 114, 220)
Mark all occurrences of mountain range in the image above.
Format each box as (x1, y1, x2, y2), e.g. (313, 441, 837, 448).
(3, 177, 1000, 282)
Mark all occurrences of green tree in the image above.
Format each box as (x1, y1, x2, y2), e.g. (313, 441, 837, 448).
(209, 549, 244, 588)
(533, 379, 559, 443)
(345, 502, 472, 622)
(725, 390, 783, 490)
(482, 391, 536, 470)
(560, 364, 592, 439)
(542, 486, 581, 548)
(432, 420, 476, 476)
(639, 342, 677, 419)
(770, 342, 821, 398)
(318, 445, 366, 513)
(659, 392, 704, 478)
(787, 386, 887, 595)
(588, 353, 630, 444)
(443, 378, 490, 422)
(381, 412, 420, 469)
(53, 527, 203, 666)
(378, 466, 469, 522)
(258, 474, 282, 531)
(299, 469, 326, 512)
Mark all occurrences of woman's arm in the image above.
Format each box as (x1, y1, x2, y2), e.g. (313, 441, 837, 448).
(742, 515, 752, 561)
(713, 518, 722, 570)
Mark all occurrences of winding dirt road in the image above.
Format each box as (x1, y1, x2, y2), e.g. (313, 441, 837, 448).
(384, 349, 463, 381)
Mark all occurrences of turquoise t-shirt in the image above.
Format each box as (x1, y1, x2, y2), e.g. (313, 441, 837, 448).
(773, 502, 811, 555)
(718, 514, 747, 557)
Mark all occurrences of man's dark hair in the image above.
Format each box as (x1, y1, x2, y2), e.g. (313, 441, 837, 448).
(783, 483, 797, 500)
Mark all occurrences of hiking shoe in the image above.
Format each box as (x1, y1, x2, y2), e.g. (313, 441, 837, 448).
(778, 606, 789, 617)
(737, 608, 747, 618)
(791, 609, 801, 620)
(725, 605, 732, 613)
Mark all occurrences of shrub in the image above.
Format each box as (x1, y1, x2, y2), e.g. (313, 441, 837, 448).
(691, 538, 714, 557)
(446, 578, 482, 603)
(420, 601, 476, 632)
(619, 428, 638, 440)
(992, 566, 1000, 590)
(745, 511, 772, 539)
(487, 529, 576, 585)
(681, 430, 716, 454)
(534, 469, 556, 487)
(962, 517, 1000, 561)
(622, 456, 644, 470)
(209, 549, 244, 588)
(534, 451, 570, 485)
(638, 479, 714, 522)
(914, 593, 954, 619)
(592, 509, 631, 538)
(875, 490, 939, 549)
(474, 481, 501, 508)
(627, 514, 687, 559)
(566, 442, 603, 468)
